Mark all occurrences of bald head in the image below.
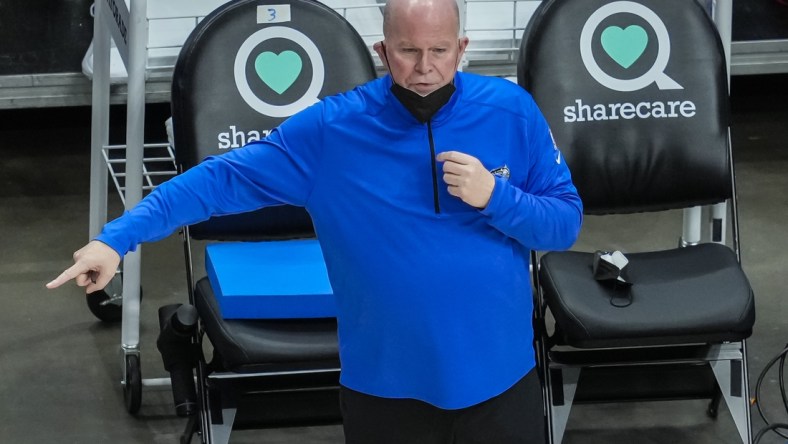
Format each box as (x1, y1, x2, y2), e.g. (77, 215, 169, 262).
(374, 0, 468, 95)
(382, 0, 461, 39)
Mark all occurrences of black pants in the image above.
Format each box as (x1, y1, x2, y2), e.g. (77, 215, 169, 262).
(340, 368, 546, 444)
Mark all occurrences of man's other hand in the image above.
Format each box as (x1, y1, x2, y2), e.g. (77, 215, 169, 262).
(436, 151, 495, 209)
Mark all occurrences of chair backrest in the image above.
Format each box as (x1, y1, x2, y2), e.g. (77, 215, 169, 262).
(171, 0, 376, 239)
(518, 0, 731, 215)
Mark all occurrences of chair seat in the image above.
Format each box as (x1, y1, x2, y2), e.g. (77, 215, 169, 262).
(539, 243, 755, 348)
(194, 277, 340, 373)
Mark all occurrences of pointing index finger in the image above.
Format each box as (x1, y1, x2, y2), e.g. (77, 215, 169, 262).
(46, 263, 86, 289)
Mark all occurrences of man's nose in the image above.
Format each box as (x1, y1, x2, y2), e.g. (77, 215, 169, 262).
(414, 52, 432, 73)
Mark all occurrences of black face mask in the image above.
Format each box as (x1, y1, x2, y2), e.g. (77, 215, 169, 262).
(390, 82, 456, 123)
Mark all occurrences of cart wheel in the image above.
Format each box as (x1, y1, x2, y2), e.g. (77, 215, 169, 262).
(86, 289, 122, 322)
(86, 285, 143, 323)
(86, 272, 123, 322)
(124, 354, 142, 414)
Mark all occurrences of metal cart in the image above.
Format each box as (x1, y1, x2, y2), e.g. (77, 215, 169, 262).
(87, 0, 196, 414)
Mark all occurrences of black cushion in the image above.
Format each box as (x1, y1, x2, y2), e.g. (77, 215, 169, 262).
(539, 243, 755, 348)
(194, 277, 339, 373)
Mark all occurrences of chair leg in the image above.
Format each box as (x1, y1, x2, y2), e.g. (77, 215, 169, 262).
(709, 342, 753, 444)
(204, 382, 236, 444)
(547, 366, 579, 444)
(707, 384, 722, 418)
(208, 407, 236, 444)
(180, 414, 198, 444)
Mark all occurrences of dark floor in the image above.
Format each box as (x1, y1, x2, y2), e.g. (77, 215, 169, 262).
(0, 73, 787, 444)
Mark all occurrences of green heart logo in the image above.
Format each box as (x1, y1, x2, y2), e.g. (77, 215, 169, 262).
(600, 25, 648, 69)
(254, 50, 303, 95)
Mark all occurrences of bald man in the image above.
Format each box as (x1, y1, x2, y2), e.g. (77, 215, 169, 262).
(49, 0, 581, 442)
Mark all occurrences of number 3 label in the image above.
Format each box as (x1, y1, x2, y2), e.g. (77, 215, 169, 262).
(257, 5, 291, 24)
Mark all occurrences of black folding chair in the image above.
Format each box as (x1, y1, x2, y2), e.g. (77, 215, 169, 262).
(518, 0, 755, 442)
(163, 1, 376, 442)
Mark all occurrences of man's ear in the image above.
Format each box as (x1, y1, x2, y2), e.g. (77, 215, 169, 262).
(373, 41, 388, 66)
(456, 36, 470, 69)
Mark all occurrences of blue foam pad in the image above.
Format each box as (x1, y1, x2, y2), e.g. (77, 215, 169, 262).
(205, 239, 335, 319)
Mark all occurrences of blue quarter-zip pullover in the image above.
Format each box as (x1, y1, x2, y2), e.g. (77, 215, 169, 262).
(98, 71, 582, 409)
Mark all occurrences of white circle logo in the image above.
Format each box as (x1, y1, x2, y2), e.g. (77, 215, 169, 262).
(580, 1, 682, 92)
(234, 26, 325, 117)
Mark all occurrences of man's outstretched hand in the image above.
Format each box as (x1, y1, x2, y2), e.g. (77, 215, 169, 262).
(46, 240, 121, 293)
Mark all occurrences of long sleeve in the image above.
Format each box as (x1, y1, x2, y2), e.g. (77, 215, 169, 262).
(480, 96, 583, 251)
(96, 105, 325, 256)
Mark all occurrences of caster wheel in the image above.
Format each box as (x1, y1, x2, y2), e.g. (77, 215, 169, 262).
(86, 289, 122, 322)
(124, 354, 142, 414)
(86, 277, 142, 323)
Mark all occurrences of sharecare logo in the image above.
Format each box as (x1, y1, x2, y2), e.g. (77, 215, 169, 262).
(234, 20, 325, 117)
(566, 1, 696, 123)
(217, 8, 327, 150)
(580, 1, 681, 92)
(564, 98, 695, 123)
